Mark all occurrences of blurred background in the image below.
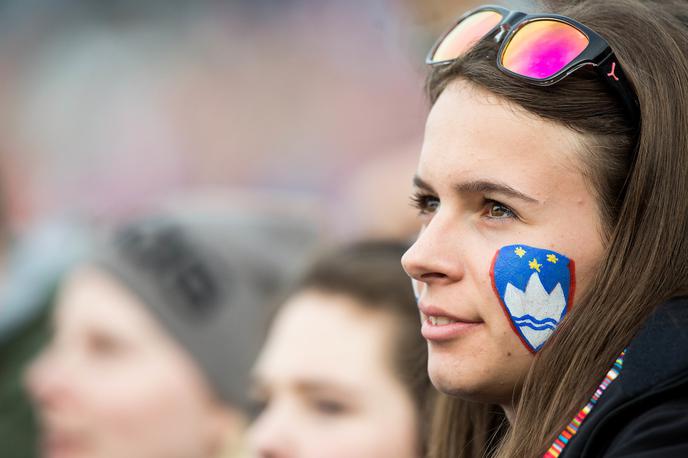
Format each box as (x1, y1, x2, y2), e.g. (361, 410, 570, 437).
(0, 1, 532, 457)
(0, 0, 533, 241)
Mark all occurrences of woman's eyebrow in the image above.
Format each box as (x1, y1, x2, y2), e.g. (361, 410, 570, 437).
(413, 175, 539, 204)
(296, 380, 355, 395)
(455, 180, 539, 204)
(412, 175, 436, 192)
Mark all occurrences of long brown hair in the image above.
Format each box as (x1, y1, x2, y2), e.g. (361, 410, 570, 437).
(427, 397, 506, 458)
(426, 1, 688, 456)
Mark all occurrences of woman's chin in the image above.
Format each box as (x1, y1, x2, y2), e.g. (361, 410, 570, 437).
(428, 356, 478, 399)
(427, 356, 512, 405)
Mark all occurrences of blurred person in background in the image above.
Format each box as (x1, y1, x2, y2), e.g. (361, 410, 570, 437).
(0, 173, 91, 457)
(25, 211, 317, 458)
(249, 240, 438, 458)
(0, 222, 89, 458)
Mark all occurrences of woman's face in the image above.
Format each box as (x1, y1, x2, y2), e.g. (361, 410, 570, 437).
(401, 80, 605, 408)
(26, 267, 231, 458)
(248, 290, 420, 458)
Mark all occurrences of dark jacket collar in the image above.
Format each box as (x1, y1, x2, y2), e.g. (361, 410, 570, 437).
(560, 296, 688, 457)
(620, 295, 688, 397)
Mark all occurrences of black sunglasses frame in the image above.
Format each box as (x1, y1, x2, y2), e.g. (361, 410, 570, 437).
(428, 5, 639, 125)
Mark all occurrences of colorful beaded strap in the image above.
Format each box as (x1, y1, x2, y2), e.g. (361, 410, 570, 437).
(544, 350, 626, 458)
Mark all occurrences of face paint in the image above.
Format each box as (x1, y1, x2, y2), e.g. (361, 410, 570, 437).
(490, 244, 575, 353)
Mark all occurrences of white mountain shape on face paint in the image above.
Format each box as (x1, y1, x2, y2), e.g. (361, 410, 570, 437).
(503, 273, 567, 350)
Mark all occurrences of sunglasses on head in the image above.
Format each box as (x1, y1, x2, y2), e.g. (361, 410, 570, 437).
(427, 5, 640, 124)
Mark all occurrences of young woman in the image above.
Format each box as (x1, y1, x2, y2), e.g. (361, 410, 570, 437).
(402, 0, 688, 456)
(26, 213, 316, 458)
(248, 240, 437, 458)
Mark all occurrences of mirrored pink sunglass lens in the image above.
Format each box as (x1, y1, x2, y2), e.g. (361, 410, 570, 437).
(501, 20, 589, 79)
(431, 10, 503, 63)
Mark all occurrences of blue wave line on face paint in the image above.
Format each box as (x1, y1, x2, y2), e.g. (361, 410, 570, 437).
(512, 314, 558, 326)
(514, 320, 557, 331)
(513, 316, 557, 328)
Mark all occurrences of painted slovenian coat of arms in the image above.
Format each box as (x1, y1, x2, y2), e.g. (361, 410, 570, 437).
(490, 244, 575, 353)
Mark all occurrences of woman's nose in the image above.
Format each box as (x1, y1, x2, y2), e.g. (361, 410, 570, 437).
(401, 218, 465, 287)
(24, 346, 69, 408)
(248, 406, 295, 458)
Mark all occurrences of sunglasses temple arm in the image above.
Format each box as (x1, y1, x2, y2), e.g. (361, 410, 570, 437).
(596, 55, 640, 126)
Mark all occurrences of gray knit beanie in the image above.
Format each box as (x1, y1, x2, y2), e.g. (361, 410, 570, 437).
(90, 212, 318, 410)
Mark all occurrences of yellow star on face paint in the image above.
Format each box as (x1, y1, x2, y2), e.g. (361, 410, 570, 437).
(529, 258, 542, 273)
(547, 254, 559, 264)
(514, 246, 526, 258)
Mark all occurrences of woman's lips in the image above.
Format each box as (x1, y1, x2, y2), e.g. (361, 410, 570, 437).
(41, 425, 88, 458)
(43, 433, 83, 458)
(419, 303, 483, 342)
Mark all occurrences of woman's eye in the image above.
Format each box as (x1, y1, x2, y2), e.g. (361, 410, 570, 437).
(411, 193, 440, 215)
(486, 201, 515, 219)
(86, 333, 126, 357)
(312, 399, 348, 416)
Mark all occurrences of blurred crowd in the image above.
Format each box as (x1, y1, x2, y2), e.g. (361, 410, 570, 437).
(0, 0, 527, 457)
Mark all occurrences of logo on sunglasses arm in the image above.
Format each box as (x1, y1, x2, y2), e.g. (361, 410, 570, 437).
(607, 61, 620, 81)
(490, 245, 575, 353)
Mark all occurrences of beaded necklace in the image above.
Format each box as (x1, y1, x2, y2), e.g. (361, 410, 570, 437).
(543, 350, 626, 457)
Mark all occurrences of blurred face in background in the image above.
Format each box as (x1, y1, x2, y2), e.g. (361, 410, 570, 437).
(248, 289, 420, 458)
(26, 267, 233, 458)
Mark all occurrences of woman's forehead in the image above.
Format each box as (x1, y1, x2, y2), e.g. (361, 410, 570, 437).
(419, 80, 587, 194)
(254, 293, 400, 387)
(56, 267, 161, 339)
